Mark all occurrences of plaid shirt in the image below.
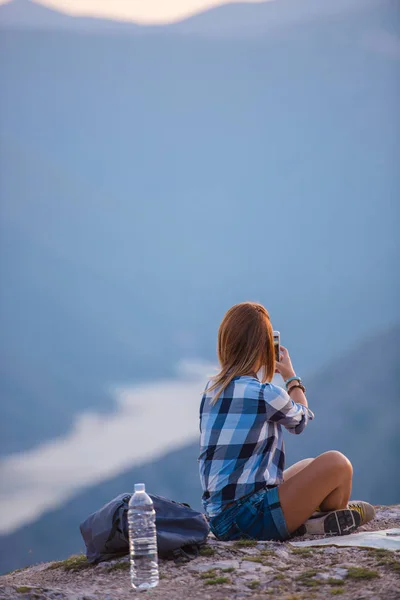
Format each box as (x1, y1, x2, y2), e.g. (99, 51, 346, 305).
(198, 375, 314, 517)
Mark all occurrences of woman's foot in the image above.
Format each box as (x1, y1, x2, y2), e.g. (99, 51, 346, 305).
(293, 508, 361, 537)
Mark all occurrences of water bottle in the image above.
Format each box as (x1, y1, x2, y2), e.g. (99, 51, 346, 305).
(128, 483, 159, 590)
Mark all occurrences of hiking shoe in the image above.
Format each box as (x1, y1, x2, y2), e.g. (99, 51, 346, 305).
(307, 502, 375, 524)
(347, 501, 376, 526)
(294, 508, 361, 537)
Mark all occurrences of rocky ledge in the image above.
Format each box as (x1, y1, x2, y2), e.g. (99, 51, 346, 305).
(1, 506, 399, 600)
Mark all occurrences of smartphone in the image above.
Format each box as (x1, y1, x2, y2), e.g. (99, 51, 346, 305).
(273, 331, 280, 362)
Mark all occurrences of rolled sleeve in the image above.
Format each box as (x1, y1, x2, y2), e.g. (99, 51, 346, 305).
(262, 383, 314, 435)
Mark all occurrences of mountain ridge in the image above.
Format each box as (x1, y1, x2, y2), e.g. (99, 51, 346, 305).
(0, 0, 143, 31)
(0, 0, 385, 35)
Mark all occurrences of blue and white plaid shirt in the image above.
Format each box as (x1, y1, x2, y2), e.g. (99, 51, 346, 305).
(198, 375, 314, 517)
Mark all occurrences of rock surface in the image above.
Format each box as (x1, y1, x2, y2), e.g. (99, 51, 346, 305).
(1, 506, 399, 600)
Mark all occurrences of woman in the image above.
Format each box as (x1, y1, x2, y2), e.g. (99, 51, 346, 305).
(199, 302, 375, 541)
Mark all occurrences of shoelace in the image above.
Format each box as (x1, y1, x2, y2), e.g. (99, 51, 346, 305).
(349, 502, 365, 520)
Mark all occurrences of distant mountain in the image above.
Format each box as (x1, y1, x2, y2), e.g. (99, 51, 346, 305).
(0, 327, 398, 575)
(0, 0, 142, 31)
(169, 0, 381, 38)
(0, 0, 392, 37)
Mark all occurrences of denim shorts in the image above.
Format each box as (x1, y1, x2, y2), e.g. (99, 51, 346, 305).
(208, 486, 290, 542)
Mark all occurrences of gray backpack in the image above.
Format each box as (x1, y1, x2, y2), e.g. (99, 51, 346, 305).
(80, 493, 210, 563)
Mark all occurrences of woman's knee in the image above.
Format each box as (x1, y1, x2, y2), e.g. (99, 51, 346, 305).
(318, 450, 353, 477)
(283, 458, 315, 482)
(294, 457, 315, 468)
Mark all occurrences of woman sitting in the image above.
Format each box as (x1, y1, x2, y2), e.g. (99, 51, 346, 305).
(199, 302, 375, 541)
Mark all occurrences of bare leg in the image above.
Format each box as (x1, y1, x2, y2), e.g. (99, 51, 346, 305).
(284, 458, 314, 481)
(278, 451, 353, 533)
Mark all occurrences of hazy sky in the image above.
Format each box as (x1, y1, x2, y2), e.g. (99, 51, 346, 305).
(1, 0, 270, 23)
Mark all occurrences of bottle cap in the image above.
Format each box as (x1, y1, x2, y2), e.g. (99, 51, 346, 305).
(134, 483, 145, 493)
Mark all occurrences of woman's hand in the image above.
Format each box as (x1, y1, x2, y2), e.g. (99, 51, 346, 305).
(275, 345, 296, 381)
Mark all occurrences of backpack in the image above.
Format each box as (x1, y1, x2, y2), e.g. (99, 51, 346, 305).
(80, 493, 210, 564)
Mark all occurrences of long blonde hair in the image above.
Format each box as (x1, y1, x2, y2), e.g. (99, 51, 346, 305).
(208, 302, 275, 405)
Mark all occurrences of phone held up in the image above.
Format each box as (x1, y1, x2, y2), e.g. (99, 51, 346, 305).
(273, 331, 280, 362)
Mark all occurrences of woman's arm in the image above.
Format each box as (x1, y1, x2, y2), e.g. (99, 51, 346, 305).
(261, 345, 314, 434)
(263, 383, 313, 434)
(275, 346, 308, 408)
(287, 381, 308, 408)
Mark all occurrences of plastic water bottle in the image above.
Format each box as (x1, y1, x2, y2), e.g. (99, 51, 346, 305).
(128, 483, 159, 590)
